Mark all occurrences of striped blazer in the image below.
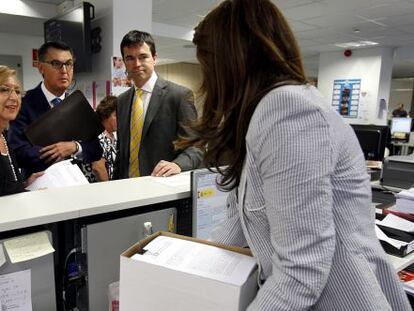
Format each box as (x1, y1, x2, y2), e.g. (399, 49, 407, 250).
(212, 85, 411, 310)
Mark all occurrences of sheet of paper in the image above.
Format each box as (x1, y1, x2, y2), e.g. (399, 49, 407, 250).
(0, 244, 6, 268)
(149, 171, 190, 189)
(4, 232, 55, 264)
(26, 159, 89, 191)
(378, 214, 414, 233)
(0, 269, 32, 311)
(131, 236, 256, 286)
(396, 188, 414, 200)
(375, 224, 407, 249)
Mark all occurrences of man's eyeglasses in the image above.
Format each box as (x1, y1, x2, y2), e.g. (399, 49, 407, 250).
(43, 60, 75, 70)
(0, 85, 24, 97)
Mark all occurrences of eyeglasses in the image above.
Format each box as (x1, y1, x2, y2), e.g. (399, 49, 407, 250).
(0, 85, 24, 97)
(43, 60, 75, 70)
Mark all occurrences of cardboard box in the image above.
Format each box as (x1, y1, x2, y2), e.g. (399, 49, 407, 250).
(120, 231, 258, 311)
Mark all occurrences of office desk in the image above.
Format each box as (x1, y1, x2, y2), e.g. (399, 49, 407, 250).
(389, 252, 414, 272)
(0, 173, 191, 311)
(391, 141, 414, 156)
(0, 174, 190, 233)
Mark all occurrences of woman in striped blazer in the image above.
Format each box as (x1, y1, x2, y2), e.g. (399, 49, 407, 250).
(178, 0, 411, 310)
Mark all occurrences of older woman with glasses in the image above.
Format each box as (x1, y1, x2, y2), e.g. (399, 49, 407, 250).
(0, 65, 43, 196)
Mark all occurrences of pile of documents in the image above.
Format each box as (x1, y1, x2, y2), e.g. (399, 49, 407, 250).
(376, 213, 414, 257)
(120, 232, 258, 311)
(395, 188, 414, 214)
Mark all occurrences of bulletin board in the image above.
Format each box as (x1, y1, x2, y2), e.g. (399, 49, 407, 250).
(331, 79, 361, 118)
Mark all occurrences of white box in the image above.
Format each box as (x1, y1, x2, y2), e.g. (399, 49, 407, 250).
(120, 231, 258, 311)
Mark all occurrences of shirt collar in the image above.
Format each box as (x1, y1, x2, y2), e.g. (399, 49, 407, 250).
(135, 71, 158, 94)
(41, 82, 65, 104)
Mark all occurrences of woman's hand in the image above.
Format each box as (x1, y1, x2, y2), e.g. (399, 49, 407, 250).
(25, 171, 45, 187)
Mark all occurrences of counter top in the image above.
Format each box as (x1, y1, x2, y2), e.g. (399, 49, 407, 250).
(0, 173, 191, 232)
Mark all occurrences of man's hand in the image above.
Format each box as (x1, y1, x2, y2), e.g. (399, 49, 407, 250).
(151, 160, 181, 177)
(40, 141, 77, 163)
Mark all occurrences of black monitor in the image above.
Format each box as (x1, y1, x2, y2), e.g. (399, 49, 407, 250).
(44, 2, 94, 72)
(350, 124, 389, 161)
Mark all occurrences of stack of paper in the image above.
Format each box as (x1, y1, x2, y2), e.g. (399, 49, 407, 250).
(395, 188, 414, 214)
(25, 159, 89, 191)
(375, 214, 414, 256)
(131, 235, 256, 286)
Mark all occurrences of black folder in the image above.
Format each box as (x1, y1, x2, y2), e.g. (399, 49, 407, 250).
(24, 90, 104, 146)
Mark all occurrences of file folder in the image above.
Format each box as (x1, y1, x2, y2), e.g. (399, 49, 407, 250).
(24, 90, 104, 146)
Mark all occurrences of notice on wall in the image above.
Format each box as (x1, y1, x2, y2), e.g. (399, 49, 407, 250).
(0, 269, 32, 311)
(331, 79, 361, 118)
(4, 232, 54, 264)
(111, 56, 132, 96)
(194, 173, 228, 240)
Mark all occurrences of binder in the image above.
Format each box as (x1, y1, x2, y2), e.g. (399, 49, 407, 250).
(24, 90, 104, 146)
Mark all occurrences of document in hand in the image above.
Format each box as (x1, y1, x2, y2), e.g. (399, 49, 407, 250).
(120, 232, 258, 311)
(25, 159, 89, 191)
(24, 90, 104, 146)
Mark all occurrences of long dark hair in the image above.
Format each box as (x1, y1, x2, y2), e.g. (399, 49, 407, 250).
(177, 0, 307, 190)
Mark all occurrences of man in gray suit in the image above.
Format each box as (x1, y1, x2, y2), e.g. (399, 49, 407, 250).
(114, 30, 202, 179)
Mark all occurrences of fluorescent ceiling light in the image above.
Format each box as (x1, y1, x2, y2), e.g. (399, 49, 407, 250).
(393, 89, 413, 92)
(334, 41, 379, 48)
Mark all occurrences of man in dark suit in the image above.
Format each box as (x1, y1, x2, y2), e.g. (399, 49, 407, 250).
(8, 41, 102, 177)
(114, 30, 202, 179)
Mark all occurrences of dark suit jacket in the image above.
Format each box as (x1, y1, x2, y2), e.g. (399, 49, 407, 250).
(0, 131, 26, 196)
(114, 77, 202, 179)
(8, 83, 102, 177)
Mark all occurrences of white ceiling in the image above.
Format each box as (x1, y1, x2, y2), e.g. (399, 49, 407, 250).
(2, 0, 414, 78)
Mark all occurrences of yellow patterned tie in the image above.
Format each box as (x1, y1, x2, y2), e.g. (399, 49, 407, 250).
(129, 89, 144, 177)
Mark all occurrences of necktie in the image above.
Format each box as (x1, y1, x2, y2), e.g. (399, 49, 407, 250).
(51, 97, 63, 106)
(129, 89, 144, 177)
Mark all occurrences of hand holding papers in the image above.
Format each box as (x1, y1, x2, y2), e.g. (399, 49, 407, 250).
(25, 159, 89, 191)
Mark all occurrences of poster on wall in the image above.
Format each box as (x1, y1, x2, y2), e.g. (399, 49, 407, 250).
(331, 79, 361, 118)
(111, 56, 132, 96)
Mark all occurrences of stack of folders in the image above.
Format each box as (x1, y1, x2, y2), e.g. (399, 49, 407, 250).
(375, 213, 414, 257)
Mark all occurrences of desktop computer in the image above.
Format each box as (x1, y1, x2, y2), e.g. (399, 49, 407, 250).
(391, 117, 412, 141)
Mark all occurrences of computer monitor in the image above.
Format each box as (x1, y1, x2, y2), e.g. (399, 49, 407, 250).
(350, 124, 389, 161)
(391, 117, 412, 135)
(191, 168, 228, 239)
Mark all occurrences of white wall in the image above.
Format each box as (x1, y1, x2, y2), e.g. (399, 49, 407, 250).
(318, 47, 393, 125)
(0, 32, 43, 89)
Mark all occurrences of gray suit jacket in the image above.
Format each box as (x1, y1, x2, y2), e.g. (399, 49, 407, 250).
(212, 85, 410, 310)
(114, 77, 202, 178)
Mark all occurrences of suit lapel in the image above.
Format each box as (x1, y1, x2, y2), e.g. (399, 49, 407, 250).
(34, 84, 52, 115)
(142, 78, 166, 140)
(119, 87, 135, 156)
